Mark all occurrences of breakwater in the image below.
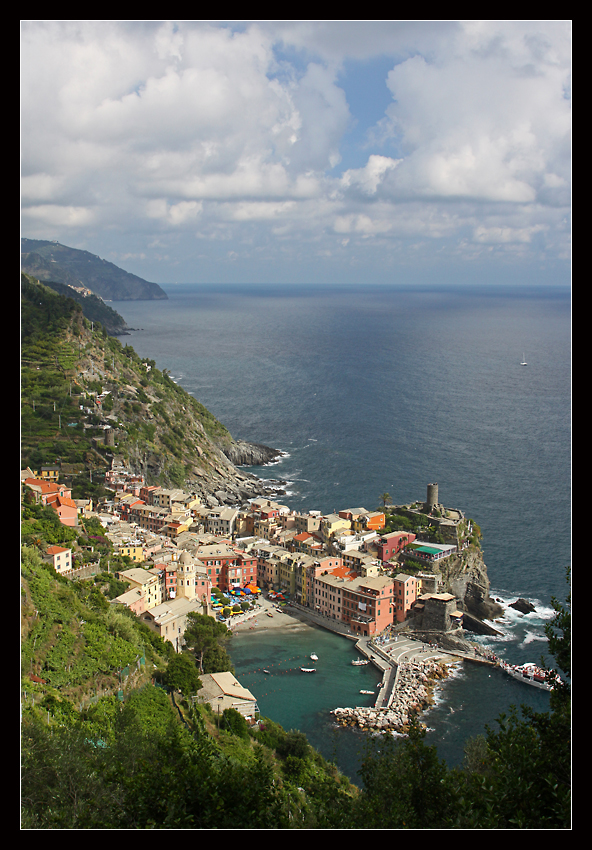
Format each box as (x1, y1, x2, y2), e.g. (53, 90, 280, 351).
(331, 656, 454, 733)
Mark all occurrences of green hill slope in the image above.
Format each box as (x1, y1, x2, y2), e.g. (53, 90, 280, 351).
(21, 274, 277, 503)
(20, 546, 357, 829)
(21, 238, 168, 301)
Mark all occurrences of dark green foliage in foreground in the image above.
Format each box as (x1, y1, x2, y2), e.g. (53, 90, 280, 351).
(21, 691, 353, 830)
(21, 568, 570, 829)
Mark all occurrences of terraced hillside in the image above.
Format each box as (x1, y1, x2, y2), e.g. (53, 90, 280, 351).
(21, 274, 278, 503)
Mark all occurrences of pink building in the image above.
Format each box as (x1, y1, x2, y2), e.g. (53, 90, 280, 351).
(375, 531, 416, 562)
(51, 495, 78, 527)
(392, 573, 418, 623)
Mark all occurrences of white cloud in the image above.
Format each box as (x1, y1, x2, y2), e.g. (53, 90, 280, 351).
(473, 224, 547, 244)
(341, 155, 401, 195)
(20, 20, 571, 284)
(376, 22, 571, 206)
(23, 204, 96, 227)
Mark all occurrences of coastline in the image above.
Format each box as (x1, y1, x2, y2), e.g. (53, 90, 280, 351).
(228, 595, 467, 735)
(229, 597, 317, 635)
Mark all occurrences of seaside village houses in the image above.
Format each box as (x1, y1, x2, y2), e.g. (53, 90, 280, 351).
(23, 461, 467, 647)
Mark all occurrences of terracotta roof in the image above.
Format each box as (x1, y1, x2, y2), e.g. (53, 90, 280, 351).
(24, 478, 60, 494)
(55, 495, 77, 508)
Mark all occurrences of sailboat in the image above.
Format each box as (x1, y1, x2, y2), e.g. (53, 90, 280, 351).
(521, 353, 528, 366)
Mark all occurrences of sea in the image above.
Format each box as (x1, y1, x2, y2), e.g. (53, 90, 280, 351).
(113, 282, 571, 783)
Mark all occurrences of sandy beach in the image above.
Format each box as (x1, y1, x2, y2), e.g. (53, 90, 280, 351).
(228, 596, 312, 634)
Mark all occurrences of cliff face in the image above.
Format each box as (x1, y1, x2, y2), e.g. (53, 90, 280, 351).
(438, 548, 504, 633)
(220, 440, 283, 467)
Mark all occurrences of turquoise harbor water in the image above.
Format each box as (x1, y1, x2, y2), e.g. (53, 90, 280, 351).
(114, 282, 570, 780)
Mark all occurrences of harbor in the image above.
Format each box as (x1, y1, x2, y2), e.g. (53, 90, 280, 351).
(230, 595, 500, 735)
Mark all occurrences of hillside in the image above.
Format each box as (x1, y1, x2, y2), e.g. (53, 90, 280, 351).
(27, 277, 129, 336)
(21, 238, 168, 301)
(20, 547, 357, 829)
(21, 274, 281, 503)
(20, 547, 571, 829)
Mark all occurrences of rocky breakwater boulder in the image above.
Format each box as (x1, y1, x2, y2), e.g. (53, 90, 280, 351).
(220, 440, 284, 468)
(331, 658, 451, 734)
(508, 598, 536, 615)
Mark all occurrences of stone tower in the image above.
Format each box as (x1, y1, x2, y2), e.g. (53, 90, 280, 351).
(424, 483, 439, 513)
(176, 550, 196, 600)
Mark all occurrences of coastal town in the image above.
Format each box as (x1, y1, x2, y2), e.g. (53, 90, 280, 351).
(22, 466, 470, 640)
(23, 460, 534, 731)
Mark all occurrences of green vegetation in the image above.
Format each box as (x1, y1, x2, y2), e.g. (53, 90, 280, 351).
(21, 547, 172, 699)
(183, 612, 235, 674)
(21, 238, 168, 302)
(21, 274, 235, 495)
(21, 548, 570, 828)
(382, 507, 431, 536)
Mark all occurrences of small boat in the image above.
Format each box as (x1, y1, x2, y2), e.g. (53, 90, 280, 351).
(521, 353, 528, 365)
(310, 653, 318, 661)
(300, 667, 316, 673)
(359, 689, 374, 694)
(263, 669, 271, 675)
(351, 659, 370, 666)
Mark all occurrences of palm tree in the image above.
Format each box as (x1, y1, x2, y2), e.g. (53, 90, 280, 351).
(380, 492, 392, 508)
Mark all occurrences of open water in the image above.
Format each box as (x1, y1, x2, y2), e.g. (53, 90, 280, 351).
(114, 282, 570, 781)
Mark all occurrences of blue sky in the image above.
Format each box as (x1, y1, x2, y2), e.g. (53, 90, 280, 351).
(21, 21, 571, 287)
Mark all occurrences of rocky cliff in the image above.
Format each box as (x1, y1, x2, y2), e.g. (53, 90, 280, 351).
(220, 440, 284, 467)
(21, 276, 282, 504)
(435, 548, 504, 634)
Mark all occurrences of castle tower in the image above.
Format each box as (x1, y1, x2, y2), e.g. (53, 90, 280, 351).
(176, 550, 196, 600)
(424, 483, 439, 513)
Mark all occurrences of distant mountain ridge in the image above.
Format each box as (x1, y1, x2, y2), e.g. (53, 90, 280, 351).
(21, 238, 168, 302)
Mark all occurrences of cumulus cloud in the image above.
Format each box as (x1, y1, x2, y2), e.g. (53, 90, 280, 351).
(20, 20, 571, 283)
(375, 21, 571, 207)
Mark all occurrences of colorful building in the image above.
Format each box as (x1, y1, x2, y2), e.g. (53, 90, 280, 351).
(45, 545, 72, 573)
(375, 531, 417, 562)
(392, 573, 418, 623)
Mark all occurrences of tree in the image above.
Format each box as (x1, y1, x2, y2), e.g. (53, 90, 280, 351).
(380, 492, 391, 508)
(163, 652, 202, 697)
(220, 707, 249, 738)
(353, 570, 572, 829)
(182, 613, 234, 674)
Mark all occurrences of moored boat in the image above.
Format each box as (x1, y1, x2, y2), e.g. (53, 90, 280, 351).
(352, 659, 370, 666)
(310, 653, 318, 661)
(498, 660, 560, 691)
(300, 667, 316, 673)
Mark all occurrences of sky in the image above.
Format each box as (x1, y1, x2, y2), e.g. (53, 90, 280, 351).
(21, 20, 571, 287)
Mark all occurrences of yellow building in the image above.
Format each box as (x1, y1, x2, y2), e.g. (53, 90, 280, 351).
(117, 544, 143, 563)
(320, 513, 351, 543)
(117, 567, 163, 609)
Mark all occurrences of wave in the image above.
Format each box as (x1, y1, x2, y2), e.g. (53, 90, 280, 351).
(519, 631, 548, 648)
(490, 591, 556, 623)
